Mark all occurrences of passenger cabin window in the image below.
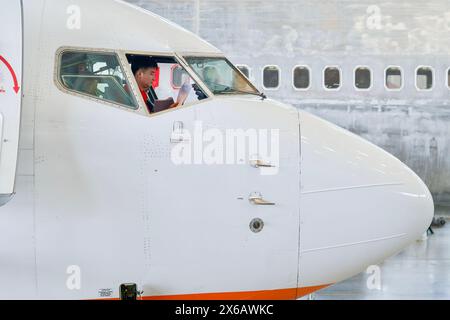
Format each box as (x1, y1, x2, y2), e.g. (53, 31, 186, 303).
(263, 66, 280, 89)
(59, 51, 138, 108)
(386, 67, 402, 90)
(355, 67, 371, 90)
(126, 54, 207, 114)
(324, 67, 341, 90)
(236, 65, 250, 79)
(416, 67, 433, 90)
(171, 65, 189, 89)
(448, 69, 450, 88)
(293, 66, 310, 89)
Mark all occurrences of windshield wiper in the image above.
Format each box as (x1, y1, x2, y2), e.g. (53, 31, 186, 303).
(207, 81, 267, 100)
(221, 87, 267, 100)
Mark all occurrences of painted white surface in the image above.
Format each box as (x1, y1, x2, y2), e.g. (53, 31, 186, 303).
(0, 113, 3, 161)
(32, 0, 220, 55)
(0, 0, 434, 299)
(0, 0, 22, 196)
(298, 111, 434, 287)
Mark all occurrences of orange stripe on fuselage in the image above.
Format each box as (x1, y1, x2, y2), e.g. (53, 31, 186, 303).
(139, 285, 331, 300)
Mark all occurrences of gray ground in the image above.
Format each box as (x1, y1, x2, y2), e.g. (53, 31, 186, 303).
(314, 209, 450, 300)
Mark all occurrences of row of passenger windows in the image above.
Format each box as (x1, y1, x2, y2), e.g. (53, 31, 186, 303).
(237, 65, 442, 91)
(57, 49, 446, 115)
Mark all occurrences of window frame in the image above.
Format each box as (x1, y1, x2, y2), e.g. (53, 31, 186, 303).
(55, 47, 141, 112)
(444, 67, 450, 90)
(56, 48, 215, 117)
(180, 54, 261, 96)
(262, 65, 281, 91)
(353, 66, 373, 91)
(126, 51, 214, 116)
(170, 64, 185, 90)
(323, 66, 342, 91)
(292, 65, 311, 91)
(384, 65, 404, 91)
(446, 67, 450, 90)
(415, 66, 434, 91)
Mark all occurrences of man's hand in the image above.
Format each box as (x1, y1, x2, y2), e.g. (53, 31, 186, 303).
(192, 84, 207, 100)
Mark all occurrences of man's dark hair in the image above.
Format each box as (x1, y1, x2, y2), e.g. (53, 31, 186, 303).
(131, 56, 158, 75)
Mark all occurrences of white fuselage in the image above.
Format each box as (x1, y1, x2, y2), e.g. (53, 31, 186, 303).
(0, 0, 433, 300)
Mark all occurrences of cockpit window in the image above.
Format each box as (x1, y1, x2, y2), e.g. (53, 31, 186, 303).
(59, 51, 137, 109)
(172, 65, 189, 89)
(126, 54, 207, 114)
(184, 57, 259, 96)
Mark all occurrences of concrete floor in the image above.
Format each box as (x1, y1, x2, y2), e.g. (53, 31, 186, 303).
(314, 210, 450, 300)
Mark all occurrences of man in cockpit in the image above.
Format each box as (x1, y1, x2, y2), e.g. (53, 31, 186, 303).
(131, 56, 179, 113)
(203, 65, 221, 92)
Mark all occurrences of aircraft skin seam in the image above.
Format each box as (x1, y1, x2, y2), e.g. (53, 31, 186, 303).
(301, 182, 404, 195)
(296, 110, 303, 300)
(32, 0, 47, 297)
(301, 233, 407, 254)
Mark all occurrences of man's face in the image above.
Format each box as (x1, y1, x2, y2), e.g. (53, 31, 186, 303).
(136, 67, 156, 91)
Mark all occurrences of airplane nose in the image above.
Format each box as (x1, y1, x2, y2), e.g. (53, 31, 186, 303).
(396, 166, 434, 239)
(298, 111, 434, 289)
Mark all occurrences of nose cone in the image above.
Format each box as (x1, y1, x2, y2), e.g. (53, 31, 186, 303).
(393, 165, 434, 239)
(298, 111, 434, 289)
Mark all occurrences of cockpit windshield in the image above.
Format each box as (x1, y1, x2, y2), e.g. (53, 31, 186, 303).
(184, 57, 260, 96)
